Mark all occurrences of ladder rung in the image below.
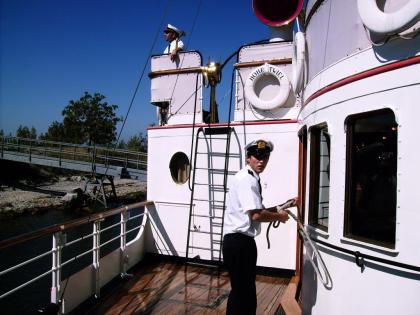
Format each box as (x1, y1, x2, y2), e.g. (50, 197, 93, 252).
(210, 153, 240, 157)
(189, 246, 221, 251)
(193, 183, 225, 188)
(192, 184, 226, 191)
(189, 230, 223, 235)
(195, 152, 240, 158)
(209, 184, 225, 188)
(194, 168, 236, 175)
(191, 214, 224, 219)
(211, 187, 226, 192)
(197, 152, 224, 155)
(197, 136, 228, 140)
(193, 198, 225, 203)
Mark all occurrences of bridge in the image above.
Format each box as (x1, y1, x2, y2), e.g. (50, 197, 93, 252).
(0, 136, 147, 206)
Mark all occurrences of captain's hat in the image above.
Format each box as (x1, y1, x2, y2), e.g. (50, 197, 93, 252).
(165, 24, 183, 36)
(245, 139, 274, 155)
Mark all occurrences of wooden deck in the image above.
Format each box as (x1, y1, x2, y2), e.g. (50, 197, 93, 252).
(86, 258, 290, 314)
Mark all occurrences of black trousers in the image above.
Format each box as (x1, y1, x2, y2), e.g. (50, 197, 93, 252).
(222, 233, 257, 315)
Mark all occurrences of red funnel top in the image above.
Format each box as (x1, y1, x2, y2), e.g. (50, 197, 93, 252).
(253, 0, 303, 26)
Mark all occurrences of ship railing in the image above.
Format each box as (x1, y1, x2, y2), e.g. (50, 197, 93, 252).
(0, 136, 147, 171)
(0, 200, 154, 313)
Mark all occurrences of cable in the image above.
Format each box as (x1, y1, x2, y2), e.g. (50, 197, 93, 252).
(99, 0, 173, 181)
(115, 0, 173, 145)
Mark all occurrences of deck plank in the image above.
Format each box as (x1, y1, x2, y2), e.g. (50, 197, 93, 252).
(88, 259, 290, 314)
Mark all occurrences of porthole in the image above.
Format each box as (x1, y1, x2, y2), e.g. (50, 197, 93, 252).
(169, 152, 190, 184)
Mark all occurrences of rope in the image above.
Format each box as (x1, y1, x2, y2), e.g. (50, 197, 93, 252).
(265, 199, 333, 289)
(266, 199, 296, 249)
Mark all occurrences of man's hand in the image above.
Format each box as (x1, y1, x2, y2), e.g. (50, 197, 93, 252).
(279, 197, 299, 210)
(277, 209, 289, 223)
(170, 51, 178, 61)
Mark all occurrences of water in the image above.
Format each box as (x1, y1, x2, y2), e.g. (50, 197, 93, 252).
(0, 203, 144, 315)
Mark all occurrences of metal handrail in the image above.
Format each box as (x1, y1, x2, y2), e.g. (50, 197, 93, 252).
(0, 268, 53, 299)
(0, 249, 53, 276)
(0, 136, 147, 172)
(0, 201, 154, 251)
(0, 201, 153, 301)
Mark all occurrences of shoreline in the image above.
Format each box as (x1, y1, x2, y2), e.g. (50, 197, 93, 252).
(0, 176, 147, 218)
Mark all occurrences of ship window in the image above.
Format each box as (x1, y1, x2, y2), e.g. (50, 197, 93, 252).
(344, 109, 397, 249)
(169, 152, 190, 184)
(309, 124, 330, 231)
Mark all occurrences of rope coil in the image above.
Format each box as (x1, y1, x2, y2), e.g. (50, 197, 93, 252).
(266, 200, 333, 290)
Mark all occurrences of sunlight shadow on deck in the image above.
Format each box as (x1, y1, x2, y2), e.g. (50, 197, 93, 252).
(146, 204, 178, 256)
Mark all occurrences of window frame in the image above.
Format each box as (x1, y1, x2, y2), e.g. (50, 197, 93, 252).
(308, 123, 330, 232)
(169, 151, 190, 184)
(344, 108, 398, 249)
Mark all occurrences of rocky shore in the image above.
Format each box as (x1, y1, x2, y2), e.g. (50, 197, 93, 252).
(0, 176, 147, 217)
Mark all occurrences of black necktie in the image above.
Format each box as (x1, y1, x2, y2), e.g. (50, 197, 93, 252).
(248, 170, 263, 201)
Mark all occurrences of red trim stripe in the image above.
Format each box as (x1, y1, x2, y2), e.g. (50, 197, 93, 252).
(148, 119, 298, 130)
(304, 55, 420, 107)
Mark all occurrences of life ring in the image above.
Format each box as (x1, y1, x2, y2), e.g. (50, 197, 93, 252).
(245, 63, 290, 111)
(291, 31, 306, 95)
(357, 0, 420, 35)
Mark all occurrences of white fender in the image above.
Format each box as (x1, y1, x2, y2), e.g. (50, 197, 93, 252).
(357, 0, 420, 35)
(292, 31, 306, 95)
(245, 63, 290, 111)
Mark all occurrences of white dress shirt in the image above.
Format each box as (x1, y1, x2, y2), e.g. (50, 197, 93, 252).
(223, 165, 263, 237)
(163, 39, 184, 54)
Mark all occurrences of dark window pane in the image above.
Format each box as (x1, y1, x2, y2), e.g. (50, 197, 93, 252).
(309, 125, 330, 231)
(345, 109, 397, 248)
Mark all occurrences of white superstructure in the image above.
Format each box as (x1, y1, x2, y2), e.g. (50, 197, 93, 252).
(147, 35, 301, 269)
(299, 0, 420, 314)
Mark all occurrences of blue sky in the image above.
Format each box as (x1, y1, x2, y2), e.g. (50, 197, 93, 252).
(0, 0, 272, 140)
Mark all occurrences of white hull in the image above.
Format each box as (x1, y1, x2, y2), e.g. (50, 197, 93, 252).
(300, 0, 420, 314)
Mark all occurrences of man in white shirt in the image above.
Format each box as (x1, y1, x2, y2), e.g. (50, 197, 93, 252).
(163, 24, 184, 61)
(222, 139, 297, 315)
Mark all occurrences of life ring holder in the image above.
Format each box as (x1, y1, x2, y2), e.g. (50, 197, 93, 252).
(244, 63, 290, 111)
(357, 0, 420, 35)
(292, 31, 306, 95)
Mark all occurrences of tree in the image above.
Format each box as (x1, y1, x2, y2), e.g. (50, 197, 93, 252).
(16, 125, 37, 139)
(40, 121, 66, 142)
(127, 132, 147, 152)
(62, 92, 122, 146)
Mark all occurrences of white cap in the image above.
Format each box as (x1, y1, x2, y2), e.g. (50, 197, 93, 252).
(245, 139, 274, 153)
(165, 24, 183, 36)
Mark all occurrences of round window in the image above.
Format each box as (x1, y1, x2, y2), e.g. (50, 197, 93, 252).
(169, 152, 190, 184)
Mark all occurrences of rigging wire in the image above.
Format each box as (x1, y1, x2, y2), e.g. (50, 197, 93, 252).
(114, 0, 173, 144)
(99, 0, 173, 180)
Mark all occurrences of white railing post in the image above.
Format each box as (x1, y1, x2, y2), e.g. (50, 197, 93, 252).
(51, 231, 65, 305)
(120, 208, 130, 277)
(93, 221, 101, 298)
